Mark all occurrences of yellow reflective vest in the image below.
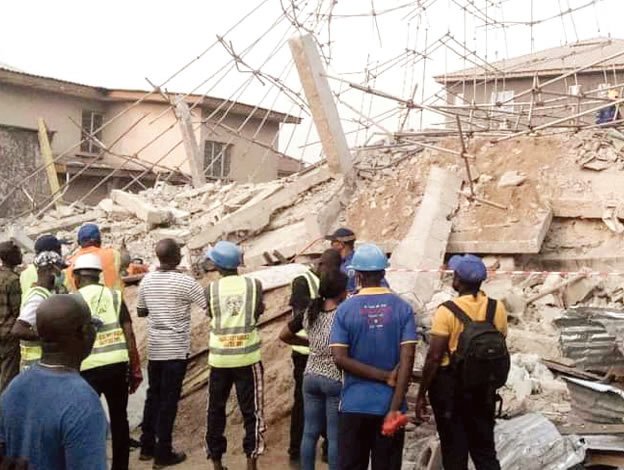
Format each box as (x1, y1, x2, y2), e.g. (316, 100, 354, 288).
(19, 264, 37, 307)
(19, 286, 51, 371)
(208, 276, 262, 368)
(291, 270, 320, 356)
(79, 284, 129, 372)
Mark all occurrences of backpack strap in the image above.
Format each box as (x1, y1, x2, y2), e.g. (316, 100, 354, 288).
(442, 301, 472, 325)
(485, 298, 497, 325)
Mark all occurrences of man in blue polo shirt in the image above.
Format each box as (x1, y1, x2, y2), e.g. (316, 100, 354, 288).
(330, 244, 417, 470)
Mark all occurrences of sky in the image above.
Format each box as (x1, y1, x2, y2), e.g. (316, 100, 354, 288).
(2, 0, 623, 162)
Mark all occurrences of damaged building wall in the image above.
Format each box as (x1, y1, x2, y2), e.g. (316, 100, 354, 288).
(0, 125, 49, 217)
(0, 81, 105, 156)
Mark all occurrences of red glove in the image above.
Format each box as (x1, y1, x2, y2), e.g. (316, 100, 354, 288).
(382, 411, 409, 436)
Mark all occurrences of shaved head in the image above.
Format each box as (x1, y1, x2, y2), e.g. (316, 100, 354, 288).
(36, 295, 96, 364)
(156, 238, 181, 266)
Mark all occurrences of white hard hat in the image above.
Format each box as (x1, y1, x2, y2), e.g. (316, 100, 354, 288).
(73, 253, 103, 272)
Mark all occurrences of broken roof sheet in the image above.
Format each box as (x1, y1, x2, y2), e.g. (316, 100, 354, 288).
(435, 37, 624, 82)
(555, 307, 624, 371)
(564, 377, 624, 424)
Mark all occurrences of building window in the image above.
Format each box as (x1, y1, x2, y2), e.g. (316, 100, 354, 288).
(80, 110, 103, 154)
(490, 90, 514, 112)
(568, 84, 583, 96)
(204, 141, 231, 179)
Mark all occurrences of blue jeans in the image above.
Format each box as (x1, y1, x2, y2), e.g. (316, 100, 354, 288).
(301, 373, 342, 470)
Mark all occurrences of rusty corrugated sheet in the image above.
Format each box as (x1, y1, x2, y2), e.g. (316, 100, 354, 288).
(492, 413, 585, 470)
(554, 307, 624, 371)
(564, 377, 624, 424)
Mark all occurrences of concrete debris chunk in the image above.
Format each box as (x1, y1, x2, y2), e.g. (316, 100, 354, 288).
(111, 190, 172, 226)
(498, 170, 527, 188)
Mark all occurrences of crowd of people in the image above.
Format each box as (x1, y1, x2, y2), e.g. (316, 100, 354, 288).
(0, 222, 508, 470)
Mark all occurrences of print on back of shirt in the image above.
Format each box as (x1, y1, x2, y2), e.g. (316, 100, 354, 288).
(361, 303, 391, 329)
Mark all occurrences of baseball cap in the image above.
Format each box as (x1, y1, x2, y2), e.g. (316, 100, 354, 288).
(77, 224, 101, 245)
(448, 254, 487, 283)
(34, 251, 67, 269)
(34, 234, 63, 254)
(325, 228, 356, 243)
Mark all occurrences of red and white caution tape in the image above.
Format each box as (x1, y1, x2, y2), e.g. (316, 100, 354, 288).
(386, 268, 622, 277)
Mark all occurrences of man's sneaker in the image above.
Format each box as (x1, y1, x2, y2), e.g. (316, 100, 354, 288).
(153, 450, 187, 469)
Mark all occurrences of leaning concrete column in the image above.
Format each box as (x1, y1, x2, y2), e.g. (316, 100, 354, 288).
(387, 166, 462, 305)
(289, 34, 353, 180)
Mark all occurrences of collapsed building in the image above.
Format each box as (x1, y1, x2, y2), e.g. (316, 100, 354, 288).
(4, 8, 624, 468)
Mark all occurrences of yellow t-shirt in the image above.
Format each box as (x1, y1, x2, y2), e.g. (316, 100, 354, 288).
(430, 292, 508, 366)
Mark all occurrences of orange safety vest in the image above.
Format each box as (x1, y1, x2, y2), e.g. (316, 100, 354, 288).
(66, 246, 123, 292)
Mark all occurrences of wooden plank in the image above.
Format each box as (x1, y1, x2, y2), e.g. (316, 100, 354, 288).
(37, 118, 62, 210)
(542, 358, 605, 381)
(558, 423, 624, 435)
(585, 451, 624, 467)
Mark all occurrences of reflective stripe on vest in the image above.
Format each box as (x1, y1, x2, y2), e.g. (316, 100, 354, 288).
(66, 247, 123, 292)
(291, 270, 320, 356)
(19, 286, 51, 371)
(208, 276, 261, 368)
(79, 284, 129, 372)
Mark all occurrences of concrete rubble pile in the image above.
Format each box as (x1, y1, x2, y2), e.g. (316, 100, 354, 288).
(6, 129, 624, 467)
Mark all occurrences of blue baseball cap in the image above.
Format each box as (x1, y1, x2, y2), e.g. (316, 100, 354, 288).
(77, 224, 101, 246)
(448, 254, 487, 283)
(34, 234, 63, 254)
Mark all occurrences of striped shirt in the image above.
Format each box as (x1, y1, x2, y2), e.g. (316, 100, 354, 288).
(137, 271, 207, 361)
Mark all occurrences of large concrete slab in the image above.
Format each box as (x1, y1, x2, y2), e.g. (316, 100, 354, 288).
(243, 263, 310, 291)
(447, 208, 553, 254)
(242, 216, 324, 268)
(387, 167, 462, 305)
(111, 190, 172, 225)
(188, 167, 332, 250)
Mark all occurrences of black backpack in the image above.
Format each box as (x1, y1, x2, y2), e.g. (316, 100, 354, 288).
(442, 298, 510, 390)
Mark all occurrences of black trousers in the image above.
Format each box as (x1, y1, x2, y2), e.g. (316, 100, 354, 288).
(337, 412, 405, 470)
(140, 359, 188, 459)
(429, 368, 501, 470)
(289, 351, 307, 457)
(205, 362, 265, 460)
(82, 362, 130, 470)
(0, 339, 19, 394)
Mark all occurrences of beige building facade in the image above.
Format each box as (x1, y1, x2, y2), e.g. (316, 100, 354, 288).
(0, 66, 300, 211)
(435, 38, 624, 130)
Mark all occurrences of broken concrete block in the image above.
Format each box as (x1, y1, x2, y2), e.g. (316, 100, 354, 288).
(482, 256, 500, 270)
(26, 212, 104, 239)
(482, 278, 513, 300)
(189, 167, 332, 250)
(168, 208, 191, 224)
(111, 190, 172, 226)
(563, 277, 600, 307)
(0, 227, 35, 253)
(498, 170, 527, 188)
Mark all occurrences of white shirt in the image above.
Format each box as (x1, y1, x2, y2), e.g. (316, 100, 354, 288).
(137, 271, 207, 361)
(18, 292, 48, 333)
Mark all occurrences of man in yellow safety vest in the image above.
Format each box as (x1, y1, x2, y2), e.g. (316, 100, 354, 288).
(72, 253, 143, 470)
(204, 241, 265, 470)
(20, 234, 65, 303)
(12, 251, 66, 371)
(287, 249, 342, 464)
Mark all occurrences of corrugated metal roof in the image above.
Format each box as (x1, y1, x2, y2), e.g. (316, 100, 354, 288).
(564, 377, 624, 424)
(435, 37, 624, 82)
(555, 307, 624, 371)
(492, 413, 585, 470)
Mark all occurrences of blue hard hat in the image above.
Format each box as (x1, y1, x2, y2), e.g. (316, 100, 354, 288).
(349, 243, 388, 272)
(448, 254, 487, 283)
(206, 241, 242, 270)
(77, 224, 101, 246)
